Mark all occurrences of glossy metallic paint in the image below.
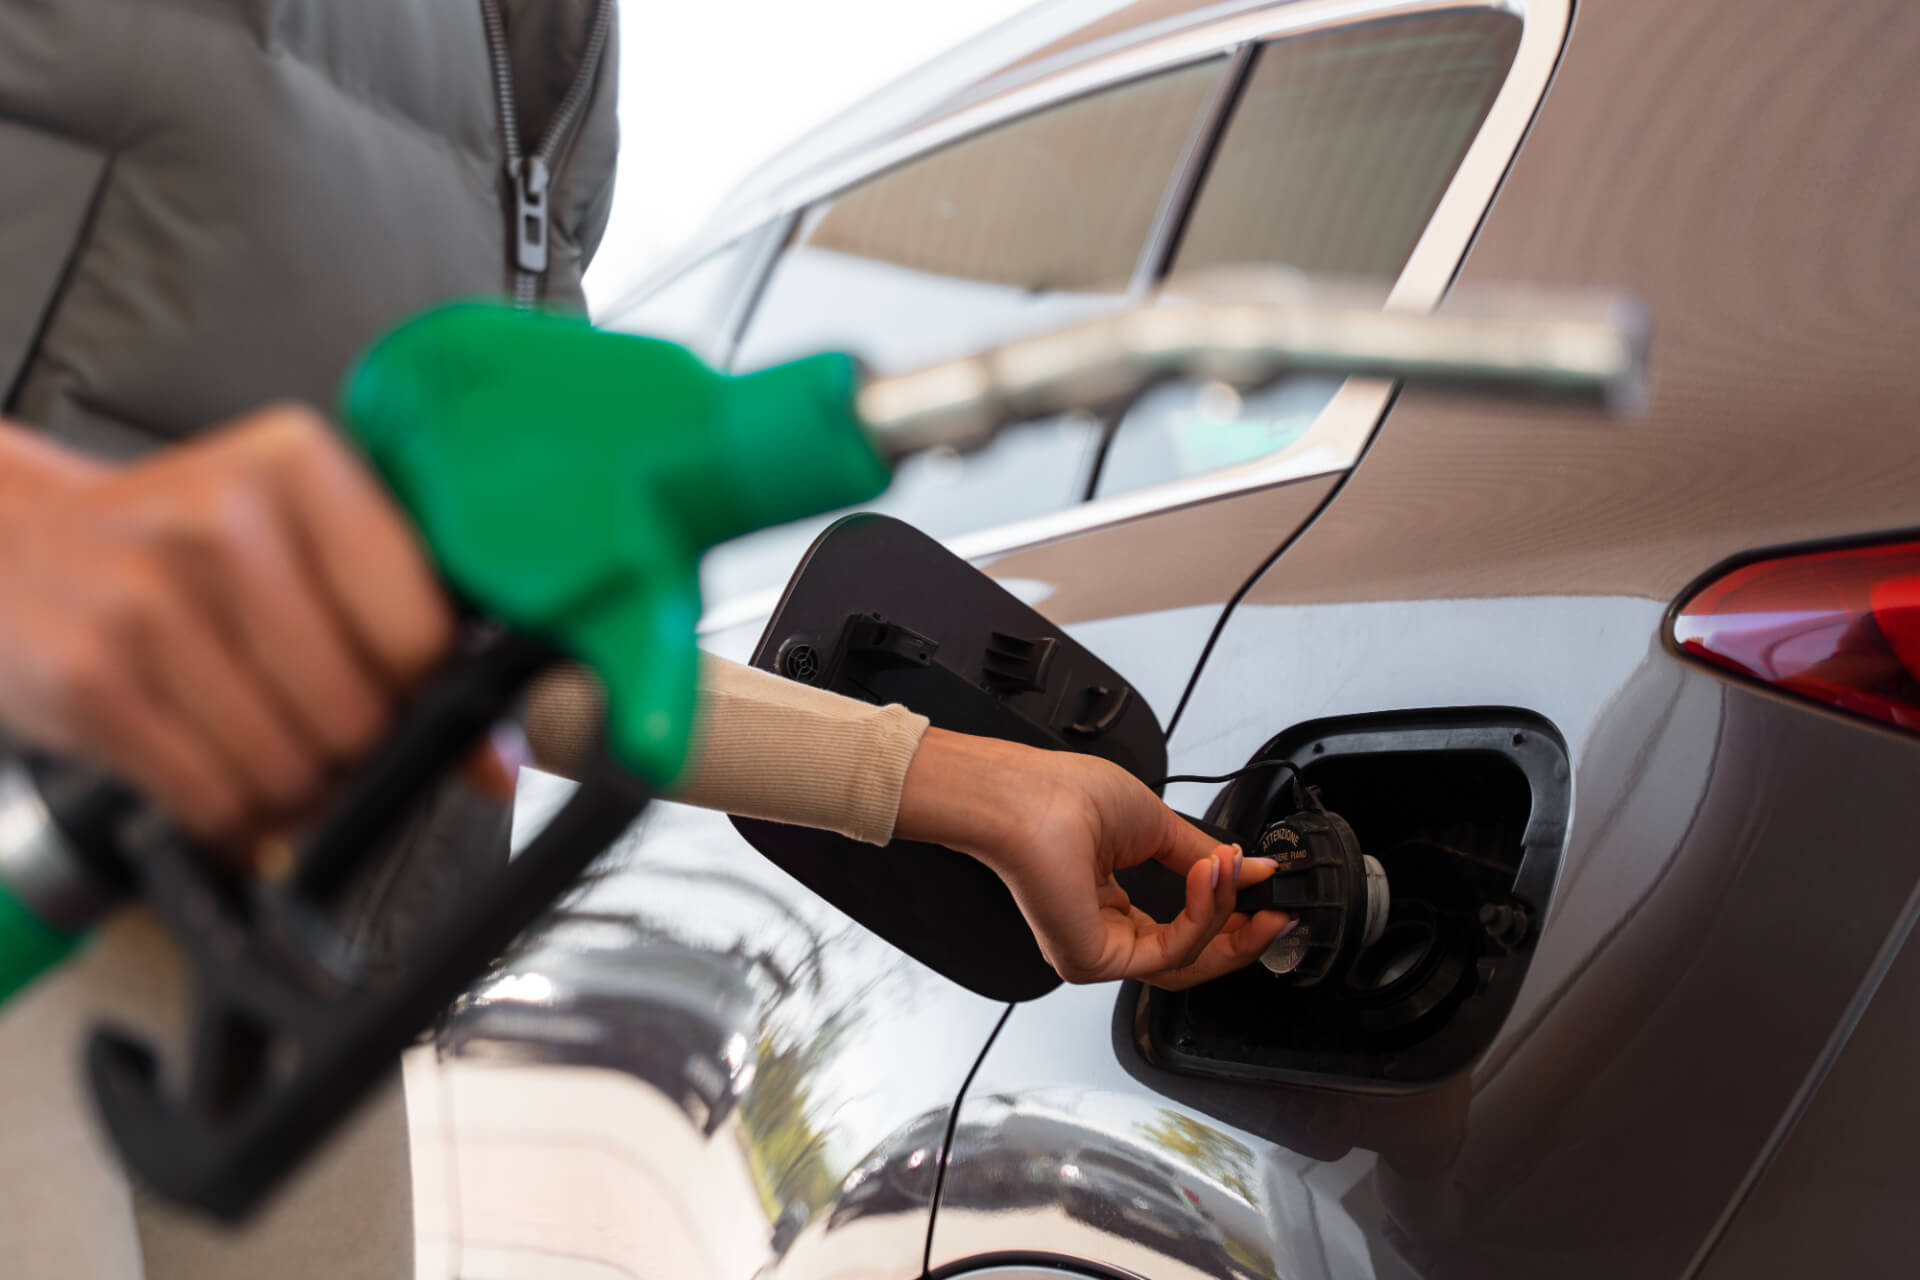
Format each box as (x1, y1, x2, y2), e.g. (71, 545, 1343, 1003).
(1697, 887, 1920, 1278)
(935, 607, 1920, 1278)
(424, 623, 1009, 1279)
(935, 0, 1920, 1276)
(470, 1, 1920, 1277)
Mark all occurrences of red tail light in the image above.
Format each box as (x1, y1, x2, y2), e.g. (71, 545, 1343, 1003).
(1672, 539, 1920, 733)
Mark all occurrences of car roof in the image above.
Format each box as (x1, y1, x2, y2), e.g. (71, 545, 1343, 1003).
(616, 0, 1293, 304)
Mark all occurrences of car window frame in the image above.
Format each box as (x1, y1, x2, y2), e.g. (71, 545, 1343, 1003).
(598, 215, 793, 365)
(608, 0, 1568, 630)
(725, 50, 1241, 381)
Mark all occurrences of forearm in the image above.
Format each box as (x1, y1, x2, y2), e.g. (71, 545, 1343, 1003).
(893, 728, 1043, 864)
(676, 657, 929, 843)
(525, 656, 931, 844)
(523, 660, 1283, 987)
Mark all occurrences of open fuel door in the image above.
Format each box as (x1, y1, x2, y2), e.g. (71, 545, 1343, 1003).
(732, 514, 1167, 1002)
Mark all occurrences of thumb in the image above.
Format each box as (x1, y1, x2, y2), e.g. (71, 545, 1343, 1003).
(1151, 811, 1238, 877)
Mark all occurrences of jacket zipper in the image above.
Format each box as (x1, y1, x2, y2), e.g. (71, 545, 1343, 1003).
(479, 0, 614, 308)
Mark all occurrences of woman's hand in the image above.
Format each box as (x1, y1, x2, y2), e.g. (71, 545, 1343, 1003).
(0, 408, 460, 845)
(895, 728, 1293, 988)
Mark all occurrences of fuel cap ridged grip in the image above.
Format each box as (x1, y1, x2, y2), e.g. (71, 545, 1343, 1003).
(1238, 808, 1379, 987)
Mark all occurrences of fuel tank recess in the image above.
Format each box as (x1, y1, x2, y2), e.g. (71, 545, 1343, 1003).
(1135, 708, 1570, 1092)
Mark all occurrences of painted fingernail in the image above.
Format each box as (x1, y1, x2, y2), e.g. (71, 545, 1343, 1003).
(1272, 917, 1300, 938)
(1210, 857, 1221, 890)
(1234, 848, 1244, 882)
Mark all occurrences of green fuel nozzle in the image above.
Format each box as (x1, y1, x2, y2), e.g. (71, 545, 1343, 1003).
(342, 302, 890, 786)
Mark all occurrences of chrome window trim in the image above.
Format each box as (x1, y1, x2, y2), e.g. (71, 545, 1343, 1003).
(757, 0, 1535, 223)
(598, 213, 793, 363)
(714, 210, 797, 370)
(1130, 41, 1256, 295)
(689, 0, 1563, 633)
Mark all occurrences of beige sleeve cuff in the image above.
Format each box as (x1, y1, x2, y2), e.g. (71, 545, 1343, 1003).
(523, 656, 930, 846)
(677, 656, 930, 845)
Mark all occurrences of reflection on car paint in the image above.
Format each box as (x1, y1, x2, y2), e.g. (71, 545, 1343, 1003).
(431, 795, 1006, 1279)
(932, 978, 1378, 1280)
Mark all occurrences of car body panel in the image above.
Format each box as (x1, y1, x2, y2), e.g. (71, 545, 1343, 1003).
(1696, 899, 1920, 1279)
(981, 475, 1337, 628)
(934, 606, 1920, 1279)
(984, 475, 1339, 720)
(433, 1, 1920, 1277)
(422, 618, 1009, 1279)
(1235, 0, 1920, 613)
(932, 1, 1920, 1277)
(933, 984, 1389, 1280)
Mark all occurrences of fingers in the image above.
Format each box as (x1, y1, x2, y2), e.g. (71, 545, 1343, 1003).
(1234, 853, 1280, 888)
(169, 467, 391, 765)
(52, 633, 249, 840)
(1102, 845, 1294, 989)
(1126, 846, 1240, 975)
(0, 405, 464, 852)
(246, 406, 453, 691)
(121, 563, 320, 819)
(1141, 911, 1294, 991)
(1151, 813, 1239, 877)
(89, 407, 434, 834)
(148, 406, 456, 833)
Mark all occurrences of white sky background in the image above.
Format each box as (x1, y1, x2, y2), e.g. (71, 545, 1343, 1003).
(582, 0, 1041, 314)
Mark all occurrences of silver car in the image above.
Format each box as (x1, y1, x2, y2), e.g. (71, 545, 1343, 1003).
(422, 1, 1920, 1277)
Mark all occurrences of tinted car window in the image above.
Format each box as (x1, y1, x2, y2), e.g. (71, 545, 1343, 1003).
(1092, 11, 1523, 500)
(735, 59, 1223, 373)
(704, 60, 1226, 605)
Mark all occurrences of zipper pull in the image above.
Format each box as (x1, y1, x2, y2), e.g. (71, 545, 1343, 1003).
(514, 155, 550, 276)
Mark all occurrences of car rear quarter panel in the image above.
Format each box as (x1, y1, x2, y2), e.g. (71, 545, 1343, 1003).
(1697, 897, 1920, 1279)
(931, 0, 1920, 1277)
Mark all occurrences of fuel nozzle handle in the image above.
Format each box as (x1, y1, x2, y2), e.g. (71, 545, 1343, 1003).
(4, 627, 652, 1221)
(342, 304, 891, 788)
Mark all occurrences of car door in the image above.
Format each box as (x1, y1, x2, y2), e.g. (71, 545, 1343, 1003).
(613, 0, 1543, 724)
(423, 3, 1569, 1277)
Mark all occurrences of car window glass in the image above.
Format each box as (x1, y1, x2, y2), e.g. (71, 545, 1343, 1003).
(705, 60, 1226, 606)
(734, 59, 1223, 374)
(1092, 11, 1523, 500)
(601, 236, 755, 364)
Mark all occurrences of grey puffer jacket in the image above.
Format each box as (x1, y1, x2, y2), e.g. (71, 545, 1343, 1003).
(0, 0, 620, 960)
(1, 0, 619, 456)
